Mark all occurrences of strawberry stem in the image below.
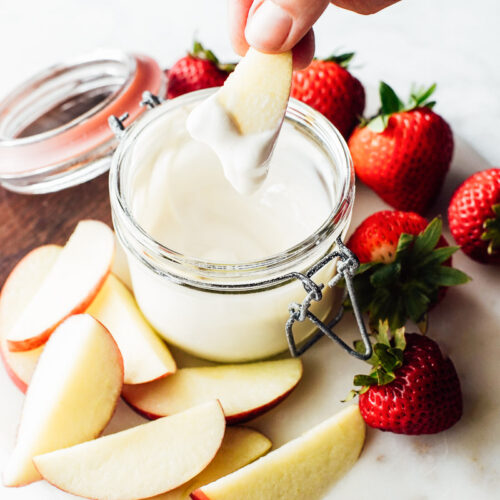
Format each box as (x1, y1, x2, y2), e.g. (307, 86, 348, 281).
(349, 321, 407, 397)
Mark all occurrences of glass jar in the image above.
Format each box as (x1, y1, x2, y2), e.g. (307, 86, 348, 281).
(109, 89, 355, 362)
(0, 49, 165, 194)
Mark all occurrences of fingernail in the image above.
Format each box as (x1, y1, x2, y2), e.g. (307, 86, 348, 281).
(245, 1, 292, 50)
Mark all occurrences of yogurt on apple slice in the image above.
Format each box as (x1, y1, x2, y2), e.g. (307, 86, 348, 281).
(186, 49, 292, 195)
(187, 94, 278, 195)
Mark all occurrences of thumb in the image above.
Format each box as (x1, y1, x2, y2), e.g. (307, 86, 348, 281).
(245, 0, 330, 53)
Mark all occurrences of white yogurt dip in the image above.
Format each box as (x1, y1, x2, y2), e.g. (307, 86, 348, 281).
(186, 94, 279, 195)
(110, 90, 354, 361)
(132, 102, 335, 263)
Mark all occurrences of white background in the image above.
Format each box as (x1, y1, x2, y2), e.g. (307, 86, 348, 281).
(0, 1, 499, 499)
(0, 0, 499, 163)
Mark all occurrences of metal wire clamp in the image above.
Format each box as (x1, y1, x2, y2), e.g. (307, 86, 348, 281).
(285, 237, 372, 360)
(109, 92, 163, 139)
(108, 113, 129, 139)
(140, 91, 164, 109)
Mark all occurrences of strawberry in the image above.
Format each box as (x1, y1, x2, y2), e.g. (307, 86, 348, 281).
(345, 210, 470, 331)
(348, 83, 453, 214)
(448, 168, 500, 264)
(347, 210, 432, 264)
(167, 41, 234, 99)
(351, 322, 462, 435)
(291, 52, 365, 139)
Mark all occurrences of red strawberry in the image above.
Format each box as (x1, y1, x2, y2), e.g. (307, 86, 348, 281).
(345, 210, 469, 331)
(291, 52, 365, 139)
(167, 41, 234, 99)
(348, 210, 431, 263)
(448, 168, 500, 264)
(352, 323, 462, 435)
(348, 83, 453, 214)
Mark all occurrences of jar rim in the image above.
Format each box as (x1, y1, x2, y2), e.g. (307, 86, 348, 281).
(0, 50, 135, 146)
(109, 88, 355, 286)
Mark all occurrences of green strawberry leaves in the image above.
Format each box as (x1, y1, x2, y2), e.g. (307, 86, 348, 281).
(191, 41, 235, 73)
(369, 262, 398, 288)
(380, 82, 404, 115)
(367, 82, 437, 132)
(412, 216, 441, 257)
(191, 41, 218, 63)
(481, 204, 500, 255)
(346, 321, 407, 399)
(323, 51, 355, 69)
(409, 83, 437, 109)
(343, 217, 471, 331)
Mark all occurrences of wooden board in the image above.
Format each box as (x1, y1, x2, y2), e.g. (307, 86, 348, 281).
(0, 173, 111, 284)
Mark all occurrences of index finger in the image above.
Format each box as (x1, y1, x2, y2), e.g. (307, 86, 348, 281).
(228, 0, 253, 56)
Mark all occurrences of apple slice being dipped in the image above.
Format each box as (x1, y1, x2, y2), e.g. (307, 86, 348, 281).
(3, 314, 123, 487)
(187, 48, 292, 194)
(122, 358, 302, 424)
(191, 405, 366, 500)
(148, 426, 271, 500)
(0, 245, 62, 392)
(87, 274, 176, 384)
(217, 48, 292, 135)
(34, 401, 226, 500)
(6, 220, 115, 352)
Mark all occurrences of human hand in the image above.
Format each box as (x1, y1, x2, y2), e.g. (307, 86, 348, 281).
(229, 0, 399, 69)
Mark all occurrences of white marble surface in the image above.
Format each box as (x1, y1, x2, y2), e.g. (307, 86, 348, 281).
(1, 1, 499, 499)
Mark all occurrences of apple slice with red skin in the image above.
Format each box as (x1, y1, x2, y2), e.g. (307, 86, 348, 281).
(190, 405, 366, 500)
(33, 401, 226, 500)
(122, 358, 302, 424)
(1, 241, 174, 390)
(145, 426, 271, 500)
(0, 245, 62, 392)
(6, 220, 115, 352)
(3, 314, 123, 487)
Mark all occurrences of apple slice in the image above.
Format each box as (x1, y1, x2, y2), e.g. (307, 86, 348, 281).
(0, 245, 62, 392)
(3, 314, 123, 487)
(191, 405, 366, 500)
(122, 358, 302, 424)
(87, 274, 176, 384)
(217, 48, 292, 134)
(34, 401, 226, 500)
(148, 426, 271, 500)
(187, 48, 292, 194)
(1, 245, 174, 388)
(6, 220, 115, 352)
